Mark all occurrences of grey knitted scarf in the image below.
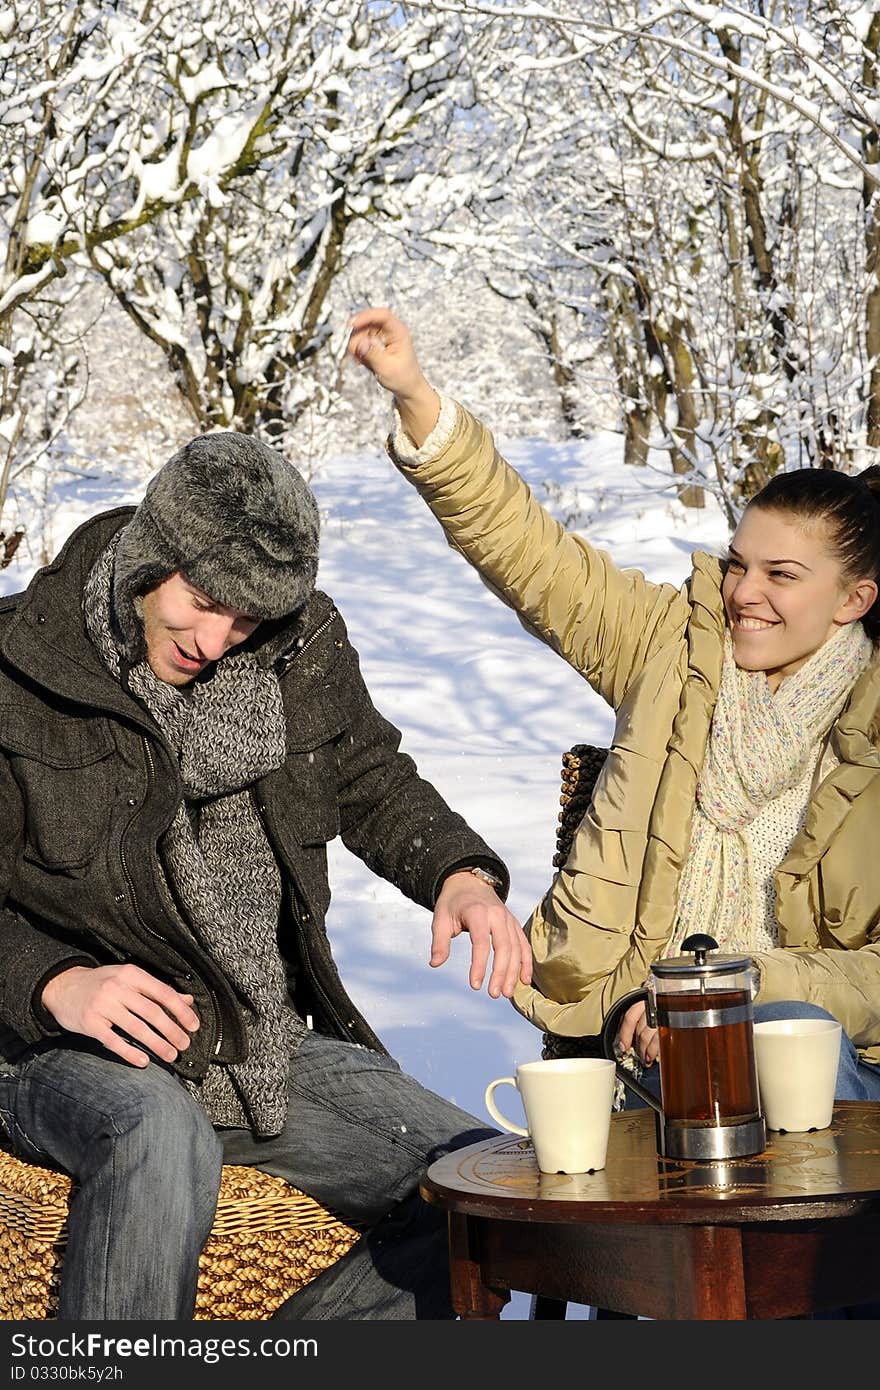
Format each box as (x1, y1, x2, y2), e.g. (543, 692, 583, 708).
(84, 535, 306, 1135)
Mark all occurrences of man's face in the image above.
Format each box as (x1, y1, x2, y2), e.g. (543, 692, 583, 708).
(140, 572, 261, 686)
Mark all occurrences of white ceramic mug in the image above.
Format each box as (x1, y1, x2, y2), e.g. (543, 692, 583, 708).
(484, 1056, 617, 1173)
(753, 1018, 842, 1132)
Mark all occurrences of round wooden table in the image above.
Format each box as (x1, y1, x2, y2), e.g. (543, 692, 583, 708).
(420, 1101, 880, 1319)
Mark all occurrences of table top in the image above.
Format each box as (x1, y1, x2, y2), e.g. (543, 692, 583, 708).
(421, 1101, 880, 1226)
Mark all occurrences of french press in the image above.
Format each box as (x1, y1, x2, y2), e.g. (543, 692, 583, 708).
(601, 933, 766, 1160)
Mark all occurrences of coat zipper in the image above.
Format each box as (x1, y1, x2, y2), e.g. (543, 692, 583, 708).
(268, 605, 354, 1039)
(278, 608, 338, 672)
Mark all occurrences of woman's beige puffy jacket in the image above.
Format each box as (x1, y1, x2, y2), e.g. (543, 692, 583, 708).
(389, 404, 880, 1064)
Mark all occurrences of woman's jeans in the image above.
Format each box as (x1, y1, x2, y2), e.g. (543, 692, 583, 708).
(0, 1031, 496, 1321)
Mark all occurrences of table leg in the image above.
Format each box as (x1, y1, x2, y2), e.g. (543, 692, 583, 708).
(683, 1226, 748, 1318)
(447, 1213, 509, 1319)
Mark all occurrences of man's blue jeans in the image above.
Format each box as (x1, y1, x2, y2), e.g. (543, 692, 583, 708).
(0, 1031, 496, 1320)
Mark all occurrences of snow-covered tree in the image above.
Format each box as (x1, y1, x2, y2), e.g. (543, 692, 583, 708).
(9, 0, 880, 536)
(0, 1, 178, 530)
(1, 1, 367, 522)
(87, 1, 507, 455)
(1, 0, 513, 512)
(421, 0, 880, 515)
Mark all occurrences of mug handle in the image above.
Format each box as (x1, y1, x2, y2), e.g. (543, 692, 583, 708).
(484, 1077, 529, 1137)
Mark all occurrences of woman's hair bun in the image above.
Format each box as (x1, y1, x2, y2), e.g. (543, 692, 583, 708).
(860, 464, 880, 495)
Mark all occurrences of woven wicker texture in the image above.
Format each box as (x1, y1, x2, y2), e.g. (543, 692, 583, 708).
(553, 743, 608, 868)
(543, 743, 608, 1063)
(0, 1149, 360, 1321)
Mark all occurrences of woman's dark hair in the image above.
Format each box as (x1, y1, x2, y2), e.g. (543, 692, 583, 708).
(748, 465, 880, 642)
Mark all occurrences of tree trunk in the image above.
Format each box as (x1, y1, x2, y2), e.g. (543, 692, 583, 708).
(667, 325, 704, 509)
(623, 406, 650, 466)
(629, 264, 705, 506)
(863, 15, 880, 449)
(715, 27, 795, 381)
(523, 292, 586, 438)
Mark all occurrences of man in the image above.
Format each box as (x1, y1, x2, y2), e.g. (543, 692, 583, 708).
(0, 430, 531, 1320)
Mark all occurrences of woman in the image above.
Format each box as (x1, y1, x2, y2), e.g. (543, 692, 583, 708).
(348, 306, 880, 1103)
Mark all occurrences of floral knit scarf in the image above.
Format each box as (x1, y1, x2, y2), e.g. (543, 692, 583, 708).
(668, 620, 873, 957)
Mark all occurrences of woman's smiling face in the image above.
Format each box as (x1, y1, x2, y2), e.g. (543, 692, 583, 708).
(722, 507, 875, 692)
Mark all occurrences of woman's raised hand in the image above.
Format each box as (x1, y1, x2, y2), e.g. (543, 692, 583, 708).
(348, 307, 440, 447)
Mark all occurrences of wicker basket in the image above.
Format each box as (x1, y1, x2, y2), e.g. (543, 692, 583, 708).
(544, 743, 608, 1063)
(0, 1149, 361, 1320)
(553, 743, 609, 868)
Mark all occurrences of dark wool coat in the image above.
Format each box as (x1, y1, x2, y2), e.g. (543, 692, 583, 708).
(0, 509, 508, 1076)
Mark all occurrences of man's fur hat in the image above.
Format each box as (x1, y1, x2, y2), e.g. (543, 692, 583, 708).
(112, 431, 319, 661)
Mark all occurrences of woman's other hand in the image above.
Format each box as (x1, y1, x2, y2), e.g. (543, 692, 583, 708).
(348, 306, 441, 447)
(615, 998, 659, 1067)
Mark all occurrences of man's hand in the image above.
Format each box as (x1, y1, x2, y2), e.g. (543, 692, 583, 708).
(347, 306, 441, 447)
(615, 998, 659, 1066)
(430, 871, 532, 1000)
(41, 964, 200, 1068)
